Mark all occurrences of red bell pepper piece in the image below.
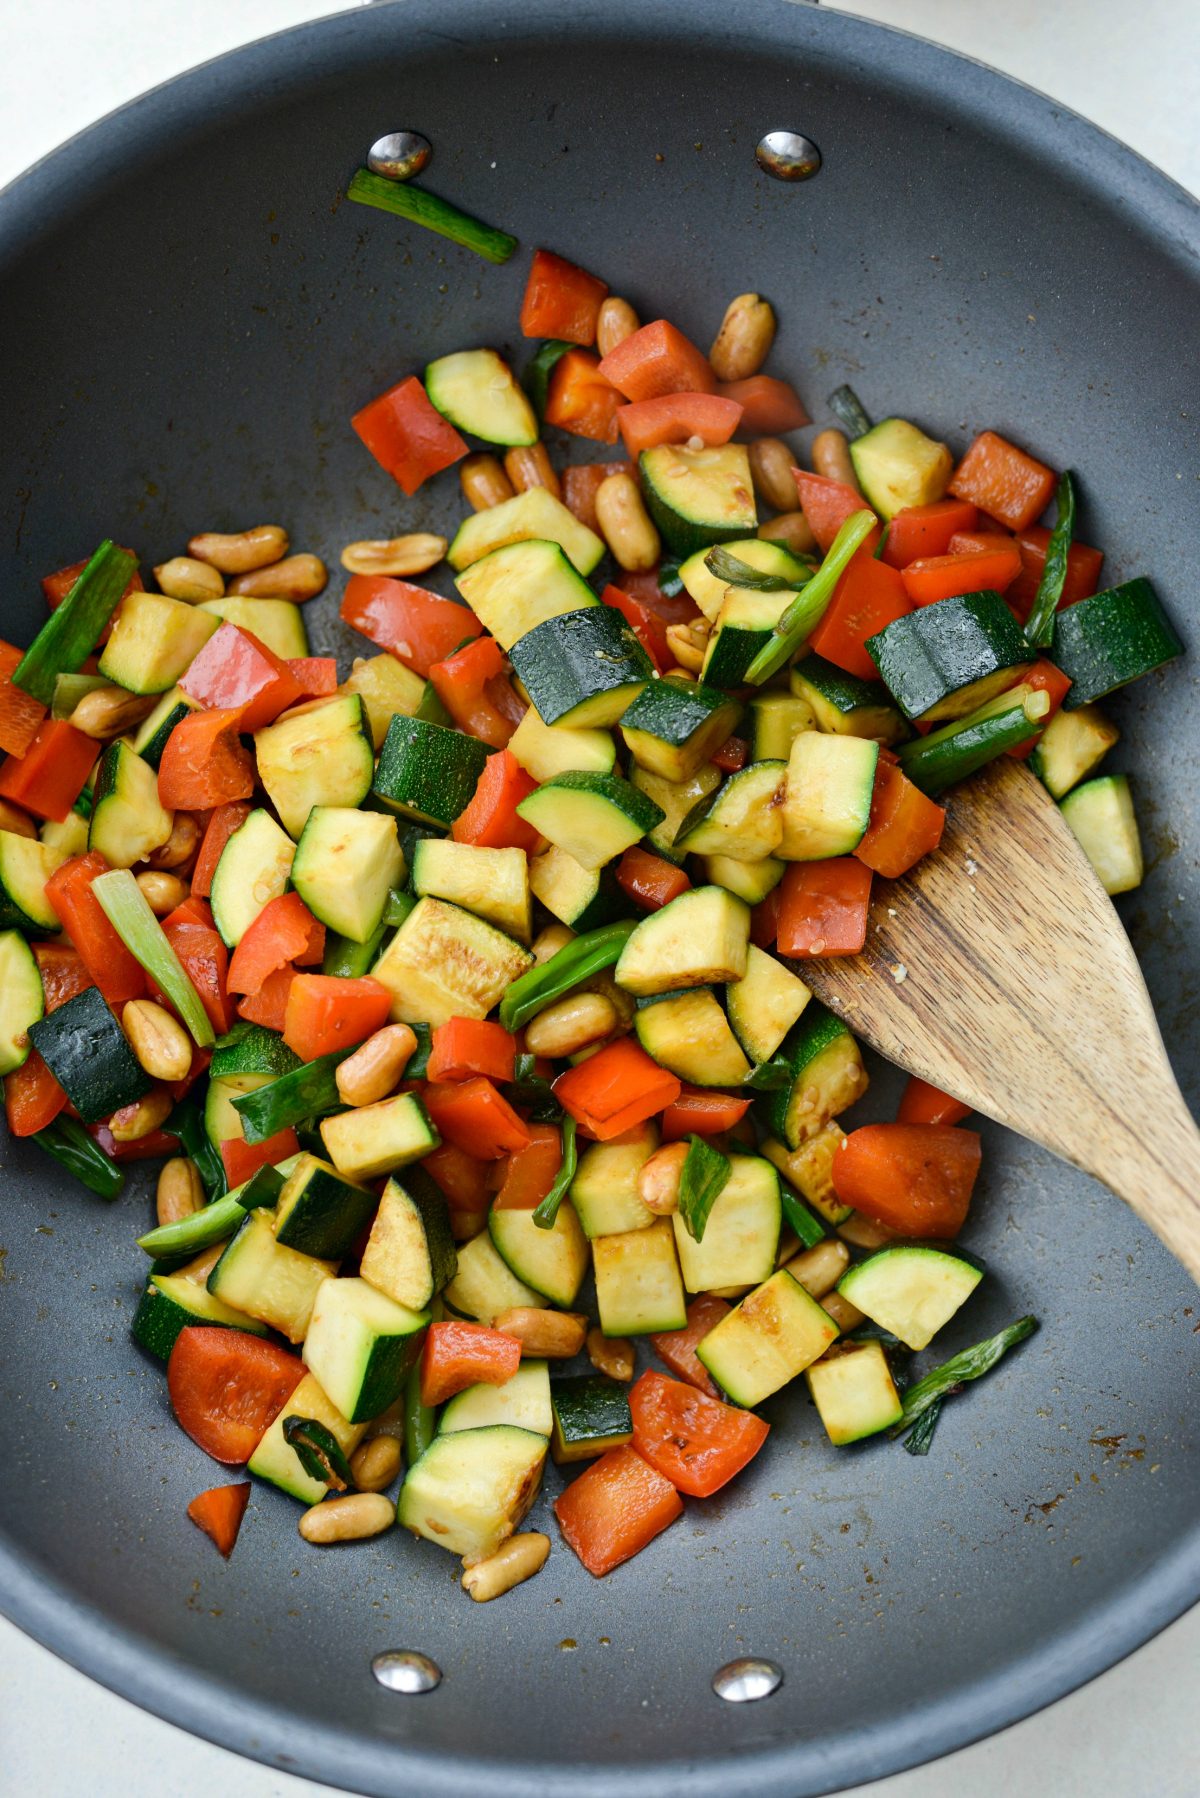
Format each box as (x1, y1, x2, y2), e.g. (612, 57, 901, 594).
(179, 624, 303, 731)
(855, 760, 946, 878)
(793, 469, 876, 556)
(286, 657, 338, 698)
(897, 1075, 971, 1127)
(91, 1123, 181, 1162)
(351, 374, 468, 496)
(492, 1122, 564, 1210)
(340, 574, 479, 676)
(157, 709, 255, 812)
(616, 392, 742, 457)
(554, 1038, 681, 1141)
(947, 529, 1019, 559)
(428, 635, 518, 747)
(602, 584, 672, 673)
(162, 895, 215, 932)
(710, 734, 749, 773)
(544, 349, 624, 443)
(777, 859, 873, 957)
(831, 1122, 982, 1237)
(614, 846, 690, 911)
(900, 545, 1022, 607)
(561, 461, 632, 532)
(187, 1481, 252, 1558)
(598, 320, 716, 402)
(427, 1017, 517, 1084)
(45, 853, 146, 1007)
(451, 749, 539, 852)
(161, 922, 232, 1035)
(32, 942, 92, 1011)
(0, 719, 97, 822)
(881, 499, 978, 568)
(1006, 659, 1073, 760)
(236, 965, 295, 1031)
(282, 973, 392, 1062)
(0, 641, 47, 758)
(948, 430, 1057, 532)
(227, 892, 324, 995)
(419, 1320, 521, 1408)
(192, 801, 253, 899)
(807, 547, 910, 680)
(1005, 526, 1104, 622)
(422, 1077, 531, 1160)
(715, 375, 808, 433)
(629, 1369, 769, 1497)
(554, 1444, 683, 1577)
(649, 1296, 730, 1398)
(167, 1325, 304, 1464)
(220, 1128, 300, 1189)
(4, 1050, 68, 1137)
(750, 885, 781, 950)
(422, 1140, 491, 1210)
(519, 248, 608, 344)
(614, 569, 703, 626)
(660, 1087, 752, 1141)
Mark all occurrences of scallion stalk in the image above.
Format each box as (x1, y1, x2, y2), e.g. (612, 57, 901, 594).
(91, 869, 215, 1048)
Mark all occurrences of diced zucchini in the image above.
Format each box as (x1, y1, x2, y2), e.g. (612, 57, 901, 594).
(448, 486, 605, 575)
(204, 1071, 273, 1145)
(0, 832, 67, 935)
(634, 988, 750, 1087)
(569, 1124, 659, 1238)
(273, 1153, 377, 1259)
(680, 537, 810, 624)
(703, 854, 784, 904)
(640, 443, 757, 557)
(748, 690, 815, 761)
(615, 884, 750, 996)
(593, 1218, 687, 1336)
(1030, 702, 1119, 799)
(291, 807, 405, 944)
(425, 347, 537, 445)
(0, 930, 43, 1076)
(630, 762, 721, 866)
(697, 1267, 838, 1406)
(456, 538, 597, 650)
(779, 732, 878, 859)
(440, 1360, 553, 1437)
(371, 896, 532, 1027)
(360, 1172, 457, 1311)
(411, 838, 531, 941)
(132, 686, 199, 768)
(339, 653, 426, 750)
(762, 1125, 852, 1225)
(88, 741, 173, 869)
(867, 592, 1033, 724)
(97, 591, 219, 694)
(39, 811, 90, 860)
(508, 703, 615, 781)
(550, 1375, 633, 1464)
(805, 1340, 904, 1444)
(248, 1370, 365, 1504)
(701, 588, 792, 690)
(28, 985, 149, 1124)
(209, 808, 296, 946)
(255, 694, 373, 839)
(131, 1270, 269, 1361)
(850, 417, 953, 520)
(442, 1229, 541, 1323)
(1053, 578, 1183, 707)
(755, 1006, 867, 1149)
(517, 771, 663, 871)
(372, 714, 491, 829)
(509, 607, 652, 729)
(488, 1200, 589, 1309)
(1060, 773, 1143, 895)
(837, 1244, 983, 1350)
(528, 845, 624, 932)
(673, 761, 786, 861)
(319, 1092, 439, 1183)
(397, 1425, 547, 1558)
(726, 943, 811, 1063)
(302, 1275, 428, 1424)
(618, 675, 742, 782)
(199, 596, 309, 659)
(207, 1209, 336, 1343)
(790, 655, 908, 744)
(672, 1154, 780, 1293)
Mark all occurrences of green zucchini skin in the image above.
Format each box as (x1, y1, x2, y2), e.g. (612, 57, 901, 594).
(1052, 578, 1183, 707)
(897, 693, 1041, 794)
(372, 715, 491, 828)
(639, 444, 757, 558)
(550, 1374, 634, 1463)
(867, 590, 1032, 722)
(13, 540, 137, 705)
(231, 1048, 356, 1144)
(209, 1025, 303, 1079)
(509, 607, 653, 729)
(618, 676, 742, 782)
(28, 986, 151, 1125)
(274, 1155, 378, 1260)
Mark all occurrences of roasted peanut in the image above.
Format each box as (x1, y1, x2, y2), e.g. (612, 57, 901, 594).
(811, 428, 860, 491)
(595, 472, 660, 572)
(837, 1213, 896, 1250)
(0, 800, 38, 839)
(637, 1141, 689, 1215)
(757, 510, 817, 557)
(335, 1024, 417, 1107)
(749, 437, 801, 513)
(153, 556, 225, 601)
(504, 443, 561, 500)
(299, 1492, 394, 1544)
(665, 618, 710, 673)
(774, 1228, 800, 1269)
(147, 812, 200, 871)
(155, 1156, 205, 1228)
(124, 1000, 194, 1084)
(523, 993, 617, 1058)
(709, 293, 776, 382)
(188, 524, 289, 574)
(462, 1531, 550, 1602)
(821, 1291, 866, 1334)
(134, 870, 188, 916)
(108, 1088, 174, 1142)
(531, 923, 574, 965)
(177, 1242, 226, 1285)
(460, 453, 515, 511)
(494, 1308, 588, 1358)
(349, 1436, 403, 1493)
(586, 1328, 635, 1382)
(596, 297, 640, 358)
(786, 1238, 850, 1300)
(69, 685, 158, 739)
(339, 533, 447, 577)
(228, 553, 327, 601)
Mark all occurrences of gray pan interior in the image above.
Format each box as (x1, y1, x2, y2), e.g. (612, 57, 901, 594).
(0, 2, 1197, 1794)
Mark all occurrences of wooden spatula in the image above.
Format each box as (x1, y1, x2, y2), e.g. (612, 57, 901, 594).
(799, 756, 1200, 1282)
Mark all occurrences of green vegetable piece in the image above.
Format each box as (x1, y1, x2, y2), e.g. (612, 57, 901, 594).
(897, 687, 1048, 795)
(498, 918, 638, 1032)
(383, 887, 417, 928)
(532, 1116, 578, 1231)
(404, 1313, 439, 1465)
(13, 540, 138, 705)
(524, 340, 573, 417)
(744, 509, 877, 684)
(902, 1397, 943, 1456)
(827, 384, 872, 440)
(231, 1047, 357, 1144)
(703, 546, 799, 592)
(678, 1135, 732, 1244)
(889, 1315, 1039, 1436)
(164, 1090, 227, 1200)
(137, 1166, 284, 1259)
(91, 869, 215, 1048)
(1024, 470, 1076, 649)
(657, 556, 685, 598)
(777, 1182, 827, 1250)
(282, 1416, 356, 1492)
(32, 1116, 124, 1201)
(346, 168, 517, 265)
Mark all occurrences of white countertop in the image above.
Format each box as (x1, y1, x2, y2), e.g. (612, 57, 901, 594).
(0, 2, 1197, 1794)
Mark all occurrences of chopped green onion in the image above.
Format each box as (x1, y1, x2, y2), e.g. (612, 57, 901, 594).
(744, 509, 877, 684)
(509, 1051, 556, 1107)
(1024, 470, 1076, 650)
(777, 1182, 827, 1249)
(232, 1047, 356, 1144)
(902, 1397, 942, 1455)
(50, 672, 108, 720)
(873, 524, 891, 561)
(499, 919, 638, 1032)
(404, 1023, 433, 1081)
(347, 168, 517, 265)
(136, 1165, 284, 1258)
(533, 1116, 578, 1230)
(13, 540, 137, 705)
(826, 384, 873, 440)
(524, 340, 573, 417)
(91, 869, 215, 1048)
(383, 887, 416, 928)
(888, 1315, 1039, 1436)
(703, 546, 798, 592)
(744, 1058, 791, 1091)
(32, 1116, 124, 1201)
(322, 920, 388, 979)
(678, 1135, 731, 1243)
(283, 1416, 355, 1491)
(163, 1090, 226, 1200)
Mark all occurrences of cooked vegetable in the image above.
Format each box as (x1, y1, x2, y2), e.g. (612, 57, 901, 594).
(346, 167, 517, 264)
(676, 1135, 731, 1244)
(13, 541, 138, 705)
(890, 1315, 1039, 1435)
(33, 1114, 124, 1200)
(91, 869, 215, 1048)
(744, 509, 877, 683)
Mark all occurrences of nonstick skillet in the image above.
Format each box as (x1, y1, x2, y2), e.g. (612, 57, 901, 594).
(0, 2, 1197, 1794)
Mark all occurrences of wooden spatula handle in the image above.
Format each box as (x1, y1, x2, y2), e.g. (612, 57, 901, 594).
(1097, 1091, 1200, 1284)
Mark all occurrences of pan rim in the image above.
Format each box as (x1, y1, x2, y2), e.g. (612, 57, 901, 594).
(0, 1, 1196, 1792)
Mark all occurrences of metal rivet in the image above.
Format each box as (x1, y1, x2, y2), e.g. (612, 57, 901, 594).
(371, 1650, 442, 1694)
(755, 131, 822, 182)
(367, 131, 433, 183)
(712, 1657, 783, 1703)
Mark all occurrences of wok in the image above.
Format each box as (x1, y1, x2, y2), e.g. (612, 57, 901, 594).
(0, 2, 1197, 1793)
